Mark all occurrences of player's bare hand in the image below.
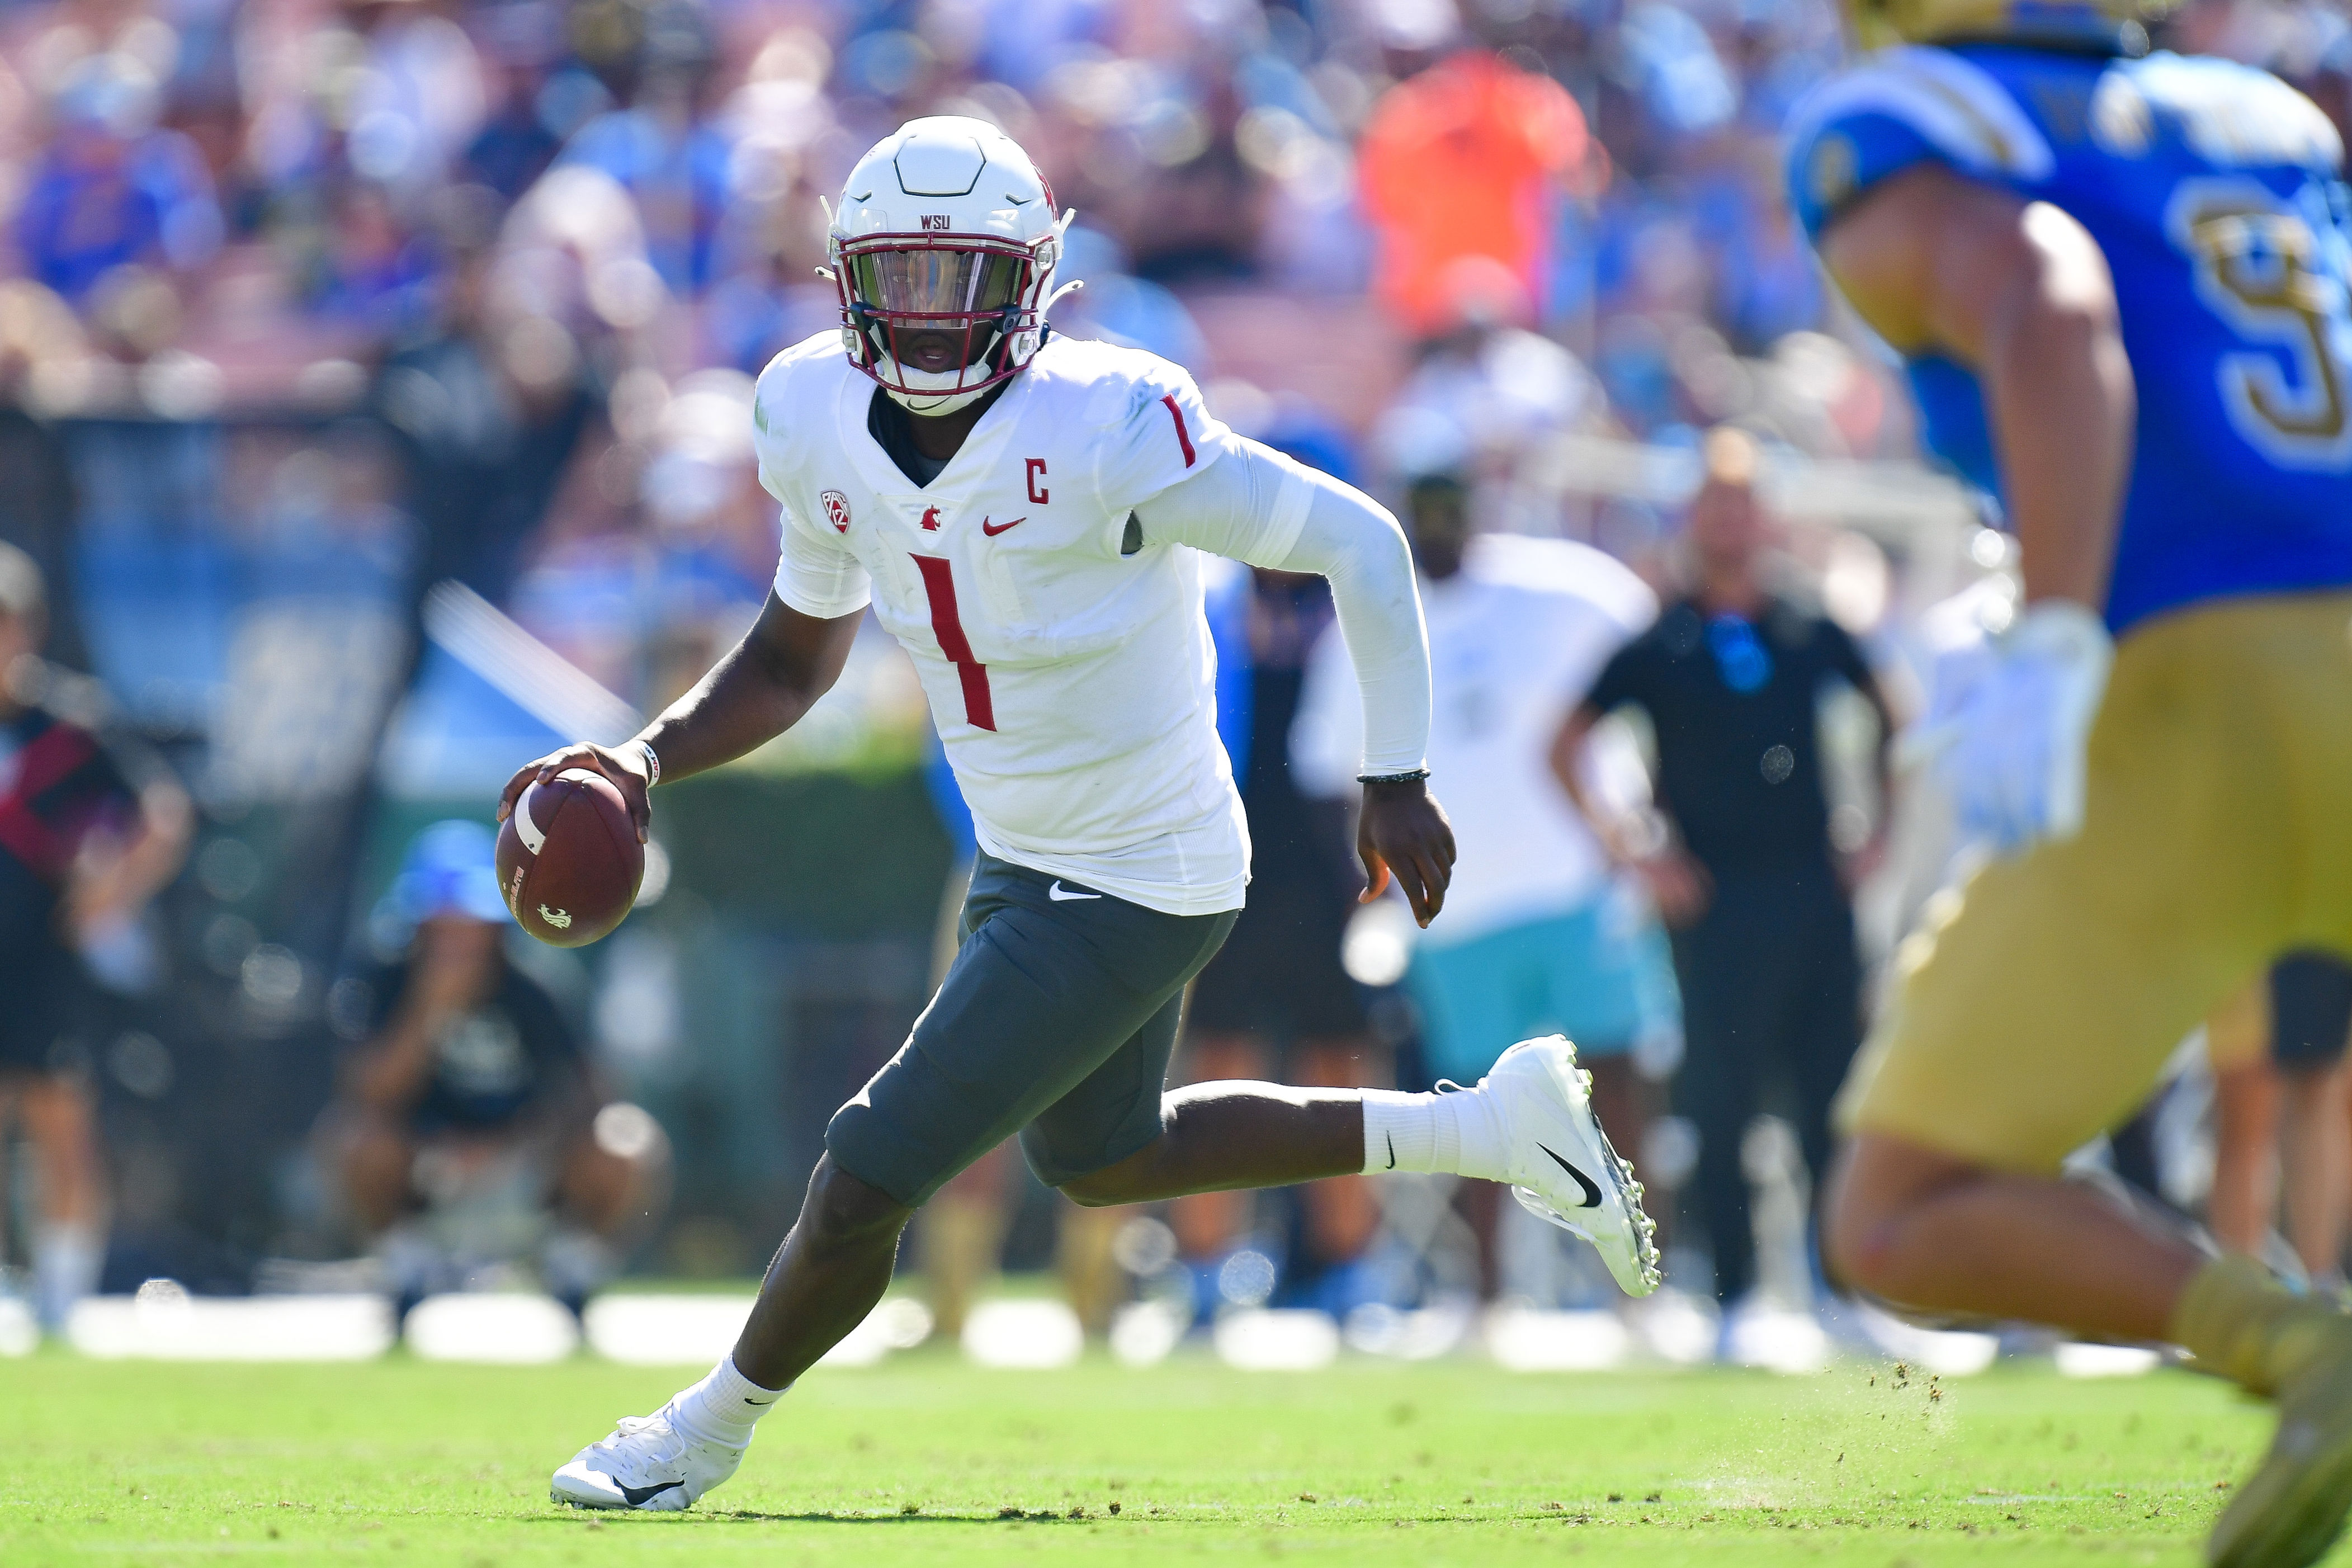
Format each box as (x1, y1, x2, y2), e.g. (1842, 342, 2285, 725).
(498, 742, 653, 844)
(1359, 777, 1456, 928)
(1637, 847, 1712, 928)
(1838, 831, 1888, 898)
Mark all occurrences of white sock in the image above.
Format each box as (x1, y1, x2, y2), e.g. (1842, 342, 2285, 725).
(1361, 1088, 1509, 1182)
(34, 1221, 103, 1331)
(667, 1354, 785, 1447)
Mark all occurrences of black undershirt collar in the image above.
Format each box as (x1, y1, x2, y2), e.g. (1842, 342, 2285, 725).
(866, 388, 950, 488)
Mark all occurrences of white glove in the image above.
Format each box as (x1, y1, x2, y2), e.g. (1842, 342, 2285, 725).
(1905, 598, 2113, 855)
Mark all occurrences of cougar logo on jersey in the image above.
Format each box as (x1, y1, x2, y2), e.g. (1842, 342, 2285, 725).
(821, 490, 852, 533)
(920, 506, 943, 531)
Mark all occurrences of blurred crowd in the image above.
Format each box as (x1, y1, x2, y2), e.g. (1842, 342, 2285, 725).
(0, 0, 1954, 697)
(1, 0, 2348, 660)
(5, 0, 2352, 1358)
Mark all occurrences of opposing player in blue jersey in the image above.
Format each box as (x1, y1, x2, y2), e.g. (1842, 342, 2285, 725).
(1786, 5, 2352, 1565)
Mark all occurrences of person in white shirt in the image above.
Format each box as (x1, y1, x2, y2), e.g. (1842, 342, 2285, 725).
(500, 118, 1656, 1513)
(1294, 471, 1679, 1287)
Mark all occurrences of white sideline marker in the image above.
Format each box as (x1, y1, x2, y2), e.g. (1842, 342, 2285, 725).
(1214, 1308, 1340, 1372)
(580, 1292, 931, 1368)
(1632, 1288, 1720, 1366)
(1343, 1300, 1475, 1361)
(2055, 1342, 2161, 1378)
(1722, 1306, 1831, 1375)
(404, 1293, 578, 1364)
(1484, 1307, 1632, 1372)
(584, 1294, 755, 1366)
(0, 1297, 41, 1356)
(1109, 1300, 1187, 1367)
(962, 1299, 1083, 1369)
(70, 1286, 394, 1361)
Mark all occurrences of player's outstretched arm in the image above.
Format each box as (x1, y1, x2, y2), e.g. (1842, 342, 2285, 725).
(498, 593, 863, 842)
(1817, 165, 2132, 851)
(1135, 438, 1454, 923)
(1817, 164, 2133, 608)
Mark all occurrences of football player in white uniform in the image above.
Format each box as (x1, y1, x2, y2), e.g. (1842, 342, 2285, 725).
(504, 118, 1658, 1513)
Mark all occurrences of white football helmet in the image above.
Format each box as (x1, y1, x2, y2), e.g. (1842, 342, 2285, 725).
(828, 117, 1074, 415)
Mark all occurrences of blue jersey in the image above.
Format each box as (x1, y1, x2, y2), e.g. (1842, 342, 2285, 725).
(1786, 45, 2352, 634)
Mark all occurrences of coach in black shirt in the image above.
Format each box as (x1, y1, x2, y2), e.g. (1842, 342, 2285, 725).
(1555, 429, 1893, 1314)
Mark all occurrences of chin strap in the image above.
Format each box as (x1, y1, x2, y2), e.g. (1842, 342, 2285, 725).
(1043, 278, 1084, 315)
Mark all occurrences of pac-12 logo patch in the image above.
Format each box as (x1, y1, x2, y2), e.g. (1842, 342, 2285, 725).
(820, 490, 852, 532)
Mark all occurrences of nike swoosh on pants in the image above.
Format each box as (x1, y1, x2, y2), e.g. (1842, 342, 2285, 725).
(1049, 881, 1102, 901)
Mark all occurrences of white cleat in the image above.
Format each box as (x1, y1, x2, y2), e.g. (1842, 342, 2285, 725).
(550, 1407, 745, 1512)
(1476, 1034, 1661, 1297)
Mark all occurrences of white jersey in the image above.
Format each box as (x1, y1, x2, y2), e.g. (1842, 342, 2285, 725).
(753, 332, 1262, 915)
(1293, 533, 1655, 946)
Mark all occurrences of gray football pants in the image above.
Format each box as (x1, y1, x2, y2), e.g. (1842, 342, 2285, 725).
(825, 852, 1239, 1207)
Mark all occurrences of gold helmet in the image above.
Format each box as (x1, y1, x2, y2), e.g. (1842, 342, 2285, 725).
(1843, 0, 2173, 51)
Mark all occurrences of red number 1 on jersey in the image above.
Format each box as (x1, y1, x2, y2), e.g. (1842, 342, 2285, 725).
(910, 555, 995, 731)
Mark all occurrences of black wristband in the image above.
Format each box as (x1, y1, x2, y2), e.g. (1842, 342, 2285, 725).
(1357, 769, 1430, 786)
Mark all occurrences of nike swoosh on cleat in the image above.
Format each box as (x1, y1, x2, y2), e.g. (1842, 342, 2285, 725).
(980, 516, 1026, 536)
(743, 1398, 776, 1407)
(1537, 1145, 1604, 1208)
(1048, 881, 1102, 901)
(618, 1480, 684, 1506)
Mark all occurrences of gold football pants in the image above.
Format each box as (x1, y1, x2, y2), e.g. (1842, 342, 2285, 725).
(1842, 592, 2352, 1171)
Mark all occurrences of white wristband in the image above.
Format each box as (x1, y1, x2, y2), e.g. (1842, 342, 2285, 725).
(637, 739, 662, 788)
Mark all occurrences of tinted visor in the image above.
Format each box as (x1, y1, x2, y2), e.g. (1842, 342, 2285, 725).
(847, 247, 1024, 318)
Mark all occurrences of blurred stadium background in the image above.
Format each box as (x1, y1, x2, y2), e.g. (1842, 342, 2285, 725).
(1, 0, 2346, 1371)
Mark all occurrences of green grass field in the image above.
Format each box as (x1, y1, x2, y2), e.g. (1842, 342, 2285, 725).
(1, 1349, 2278, 1565)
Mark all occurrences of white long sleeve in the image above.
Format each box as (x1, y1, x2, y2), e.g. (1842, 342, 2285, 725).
(1133, 438, 1432, 776)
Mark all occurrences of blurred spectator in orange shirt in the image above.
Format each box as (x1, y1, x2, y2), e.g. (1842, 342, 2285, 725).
(1358, 50, 1590, 339)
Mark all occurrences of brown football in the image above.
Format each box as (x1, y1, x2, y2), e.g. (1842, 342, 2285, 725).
(496, 768, 643, 947)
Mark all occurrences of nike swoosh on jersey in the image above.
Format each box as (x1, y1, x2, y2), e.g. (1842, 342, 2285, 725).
(618, 1480, 684, 1506)
(980, 516, 1026, 536)
(1048, 881, 1102, 901)
(1537, 1144, 1604, 1208)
